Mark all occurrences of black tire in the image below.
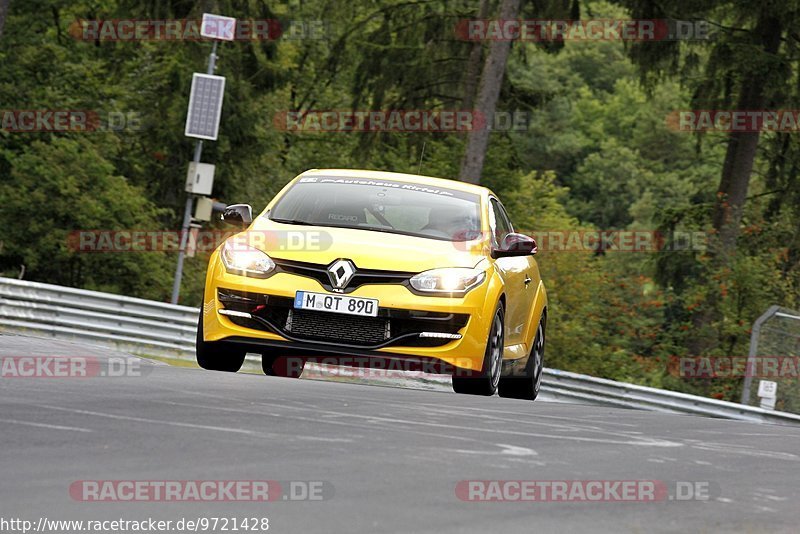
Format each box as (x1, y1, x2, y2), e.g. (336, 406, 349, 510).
(499, 313, 546, 400)
(195, 312, 246, 372)
(452, 304, 504, 396)
(261, 353, 305, 378)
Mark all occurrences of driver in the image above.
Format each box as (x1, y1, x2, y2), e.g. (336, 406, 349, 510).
(422, 206, 477, 239)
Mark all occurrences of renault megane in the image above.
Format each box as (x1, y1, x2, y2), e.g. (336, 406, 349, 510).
(197, 169, 547, 399)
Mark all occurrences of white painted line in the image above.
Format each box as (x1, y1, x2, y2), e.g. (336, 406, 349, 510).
(31, 404, 256, 436)
(0, 418, 93, 433)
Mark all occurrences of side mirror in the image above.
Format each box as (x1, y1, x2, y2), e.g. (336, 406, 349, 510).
(221, 204, 253, 227)
(492, 233, 537, 258)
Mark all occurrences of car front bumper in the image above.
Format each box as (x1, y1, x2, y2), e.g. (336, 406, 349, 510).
(202, 252, 498, 372)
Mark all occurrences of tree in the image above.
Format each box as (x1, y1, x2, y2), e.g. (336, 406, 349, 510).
(615, 0, 799, 352)
(461, 0, 489, 109)
(710, 8, 783, 262)
(459, 0, 521, 184)
(617, 1, 795, 256)
(0, 137, 173, 299)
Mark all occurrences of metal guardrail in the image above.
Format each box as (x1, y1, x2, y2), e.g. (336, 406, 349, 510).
(1, 276, 799, 426)
(0, 277, 197, 353)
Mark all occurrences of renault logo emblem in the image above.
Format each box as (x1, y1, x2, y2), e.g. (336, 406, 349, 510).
(328, 259, 356, 290)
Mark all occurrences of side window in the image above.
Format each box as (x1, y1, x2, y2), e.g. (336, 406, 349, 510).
(496, 201, 515, 233)
(489, 198, 513, 245)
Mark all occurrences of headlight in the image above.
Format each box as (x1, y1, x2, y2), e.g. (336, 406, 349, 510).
(409, 267, 486, 295)
(220, 239, 276, 278)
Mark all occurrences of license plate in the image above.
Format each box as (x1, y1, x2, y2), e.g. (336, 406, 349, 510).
(294, 291, 378, 317)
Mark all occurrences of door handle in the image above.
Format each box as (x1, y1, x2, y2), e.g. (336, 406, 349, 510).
(524, 275, 532, 286)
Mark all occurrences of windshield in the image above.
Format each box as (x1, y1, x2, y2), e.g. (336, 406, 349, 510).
(268, 176, 482, 241)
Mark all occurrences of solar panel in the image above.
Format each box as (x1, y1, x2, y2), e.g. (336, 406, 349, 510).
(184, 73, 226, 140)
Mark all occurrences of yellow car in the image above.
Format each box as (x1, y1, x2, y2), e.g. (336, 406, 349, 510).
(197, 169, 547, 399)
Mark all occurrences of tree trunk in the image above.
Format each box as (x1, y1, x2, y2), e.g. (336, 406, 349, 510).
(711, 13, 782, 259)
(688, 85, 765, 355)
(687, 10, 782, 356)
(459, 0, 521, 184)
(0, 0, 10, 40)
(461, 0, 489, 110)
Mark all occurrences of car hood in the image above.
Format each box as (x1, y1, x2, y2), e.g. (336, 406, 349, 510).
(246, 218, 486, 272)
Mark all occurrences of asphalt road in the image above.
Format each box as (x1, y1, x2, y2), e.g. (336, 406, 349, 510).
(1, 332, 799, 534)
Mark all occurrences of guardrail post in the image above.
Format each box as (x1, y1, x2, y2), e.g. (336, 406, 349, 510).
(741, 305, 781, 405)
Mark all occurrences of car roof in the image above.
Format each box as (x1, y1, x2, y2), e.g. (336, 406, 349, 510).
(297, 168, 494, 198)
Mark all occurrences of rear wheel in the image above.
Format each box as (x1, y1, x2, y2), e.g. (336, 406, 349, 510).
(498, 314, 545, 400)
(195, 312, 246, 372)
(452, 305, 504, 396)
(261, 353, 306, 378)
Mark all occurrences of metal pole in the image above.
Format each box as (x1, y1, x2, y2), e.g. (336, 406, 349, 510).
(171, 41, 219, 304)
(741, 305, 780, 404)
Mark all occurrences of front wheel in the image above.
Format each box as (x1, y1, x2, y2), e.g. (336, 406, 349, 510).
(195, 312, 246, 372)
(452, 305, 504, 396)
(498, 313, 545, 400)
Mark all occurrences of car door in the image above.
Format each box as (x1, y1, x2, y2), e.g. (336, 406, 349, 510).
(488, 198, 535, 350)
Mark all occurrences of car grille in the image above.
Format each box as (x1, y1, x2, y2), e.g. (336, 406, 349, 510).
(286, 309, 388, 345)
(271, 258, 414, 294)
